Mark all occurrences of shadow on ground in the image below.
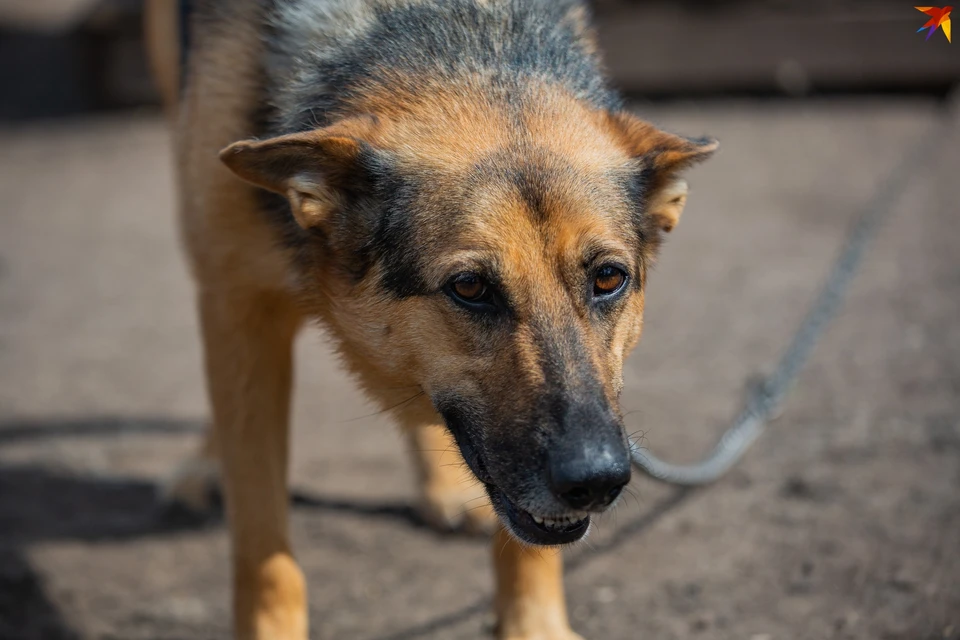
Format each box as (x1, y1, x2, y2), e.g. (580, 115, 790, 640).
(0, 417, 416, 639)
(0, 416, 694, 640)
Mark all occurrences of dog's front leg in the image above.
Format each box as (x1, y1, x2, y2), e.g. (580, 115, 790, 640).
(200, 291, 307, 640)
(404, 422, 495, 533)
(493, 527, 583, 640)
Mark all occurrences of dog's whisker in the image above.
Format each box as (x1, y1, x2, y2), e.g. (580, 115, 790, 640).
(626, 429, 648, 448)
(339, 390, 425, 423)
(623, 485, 642, 510)
(571, 530, 598, 554)
(362, 384, 423, 393)
(498, 536, 511, 561)
(458, 503, 491, 516)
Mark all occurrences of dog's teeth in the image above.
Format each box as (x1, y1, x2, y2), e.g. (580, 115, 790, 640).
(529, 512, 589, 529)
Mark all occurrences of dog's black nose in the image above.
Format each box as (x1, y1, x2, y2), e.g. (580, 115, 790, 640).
(549, 446, 631, 511)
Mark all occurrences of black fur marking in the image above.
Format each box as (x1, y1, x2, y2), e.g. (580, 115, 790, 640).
(247, 143, 432, 297)
(469, 148, 574, 224)
(337, 148, 431, 297)
(620, 165, 660, 257)
(435, 398, 492, 483)
(623, 167, 653, 229)
(264, 0, 620, 135)
(510, 163, 549, 223)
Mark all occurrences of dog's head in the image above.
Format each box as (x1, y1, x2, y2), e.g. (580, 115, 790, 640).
(221, 88, 716, 545)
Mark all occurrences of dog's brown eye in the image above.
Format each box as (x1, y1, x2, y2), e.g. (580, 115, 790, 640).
(452, 275, 487, 302)
(446, 273, 498, 313)
(594, 266, 627, 297)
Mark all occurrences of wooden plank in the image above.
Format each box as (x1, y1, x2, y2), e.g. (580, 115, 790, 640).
(594, 4, 959, 93)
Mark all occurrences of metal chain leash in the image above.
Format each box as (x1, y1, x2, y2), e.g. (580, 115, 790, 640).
(631, 90, 957, 486)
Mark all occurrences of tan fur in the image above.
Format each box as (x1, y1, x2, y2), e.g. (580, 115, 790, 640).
(494, 528, 581, 640)
(201, 289, 306, 639)
(144, 0, 180, 114)
(147, 2, 713, 638)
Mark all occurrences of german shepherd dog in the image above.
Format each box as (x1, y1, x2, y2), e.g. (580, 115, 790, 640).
(145, 0, 715, 637)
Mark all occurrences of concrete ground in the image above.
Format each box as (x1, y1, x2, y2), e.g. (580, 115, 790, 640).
(1, 97, 958, 640)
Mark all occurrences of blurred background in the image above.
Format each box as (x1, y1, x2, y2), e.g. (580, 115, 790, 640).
(0, 1, 957, 639)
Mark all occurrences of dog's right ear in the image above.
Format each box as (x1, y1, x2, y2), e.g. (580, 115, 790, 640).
(605, 112, 718, 234)
(219, 117, 380, 230)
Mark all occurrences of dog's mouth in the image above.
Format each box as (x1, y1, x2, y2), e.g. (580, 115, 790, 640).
(446, 422, 591, 545)
(458, 442, 590, 544)
(488, 486, 591, 545)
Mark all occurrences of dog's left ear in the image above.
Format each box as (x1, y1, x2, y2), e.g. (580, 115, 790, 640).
(219, 116, 381, 230)
(608, 112, 718, 233)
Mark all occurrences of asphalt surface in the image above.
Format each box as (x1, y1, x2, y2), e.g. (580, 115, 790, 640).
(1, 97, 958, 640)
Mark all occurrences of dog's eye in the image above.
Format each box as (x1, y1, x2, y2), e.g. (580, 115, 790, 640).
(453, 274, 486, 300)
(593, 265, 628, 298)
(448, 273, 492, 306)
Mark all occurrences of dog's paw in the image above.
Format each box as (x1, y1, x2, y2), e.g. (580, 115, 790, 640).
(159, 456, 221, 516)
(417, 481, 497, 535)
